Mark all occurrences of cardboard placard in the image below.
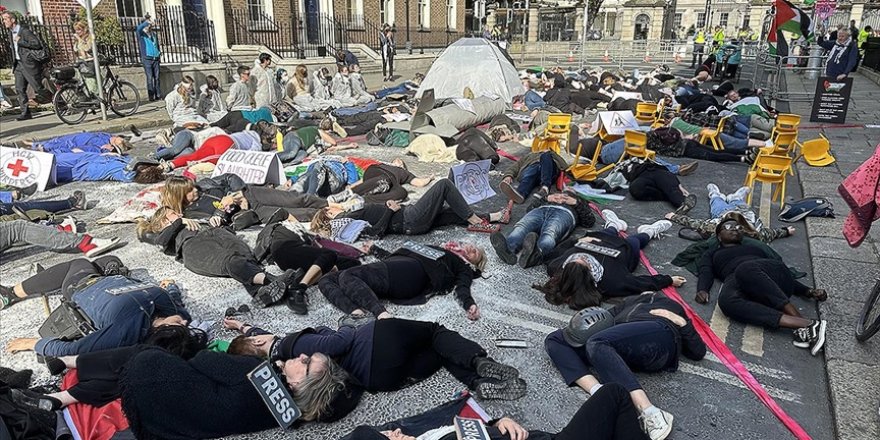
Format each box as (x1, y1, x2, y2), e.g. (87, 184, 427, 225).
(454, 416, 491, 440)
(247, 361, 301, 429)
(212, 150, 285, 185)
(597, 111, 640, 136)
(402, 241, 445, 260)
(0, 147, 57, 191)
(449, 159, 496, 205)
(809, 77, 853, 124)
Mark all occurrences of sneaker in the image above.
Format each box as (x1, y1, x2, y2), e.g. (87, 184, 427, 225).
(254, 269, 297, 307)
(490, 232, 516, 265)
(706, 183, 724, 200)
(473, 377, 527, 400)
(518, 232, 543, 268)
(159, 160, 173, 172)
(70, 190, 87, 210)
(637, 220, 673, 239)
(338, 312, 376, 328)
(285, 285, 309, 315)
(498, 200, 513, 224)
(85, 237, 125, 257)
(0, 99, 12, 109)
(474, 356, 520, 382)
(601, 209, 627, 232)
(726, 186, 751, 203)
(639, 408, 674, 440)
(677, 161, 699, 176)
(792, 320, 827, 355)
(674, 194, 697, 216)
(17, 183, 37, 198)
(9, 389, 61, 412)
(332, 121, 347, 138)
(0, 285, 20, 311)
(467, 221, 500, 234)
(743, 149, 758, 165)
(499, 180, 525, 204)
(60, 216, 83, 233)
(327, 188, 354, 204)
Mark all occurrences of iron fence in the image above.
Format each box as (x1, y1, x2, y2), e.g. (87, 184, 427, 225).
(228, 9, 345, 59)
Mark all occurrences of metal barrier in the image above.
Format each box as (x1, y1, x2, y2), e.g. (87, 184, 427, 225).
(751, 46, 828, 103)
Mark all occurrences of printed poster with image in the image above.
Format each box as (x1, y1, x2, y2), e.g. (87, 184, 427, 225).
(0, 147, 57, 192)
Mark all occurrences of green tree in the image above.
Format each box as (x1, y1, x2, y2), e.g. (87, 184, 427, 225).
(75, 7, 124, 46)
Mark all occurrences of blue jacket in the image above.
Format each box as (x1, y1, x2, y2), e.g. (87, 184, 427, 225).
(819, 39, 858, 78)
(136, 21, 161, 60)
(35, 276, 191, 356)
(54, 152, 135, 183)
(524, 90, 546, 110)
(38, 132, 112, 154)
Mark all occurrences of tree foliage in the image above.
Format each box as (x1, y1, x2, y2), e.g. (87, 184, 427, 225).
(76, 7, 124, 46)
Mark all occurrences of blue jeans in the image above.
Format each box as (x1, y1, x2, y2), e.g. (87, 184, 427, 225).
(155, 130, 195, 160)
(599, 139, 680, 174)
(517, 152, 558, 196)
(718, 133, 749, 153)
(143, 58, 160, 100)
(545, 320, 677, 391)
(506, 206, 575, 254)
(709, 195, 749, 218)
(728, 120, 749, 138)
(0, 198, 74, 216)
(0, 191, 13, 204)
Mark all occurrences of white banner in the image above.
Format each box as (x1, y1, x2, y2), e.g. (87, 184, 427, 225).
(0, 147, 57, 192)
(450, 159, 495, 205)
(211, 150, 285, 186)
(598, 110, 640, 136)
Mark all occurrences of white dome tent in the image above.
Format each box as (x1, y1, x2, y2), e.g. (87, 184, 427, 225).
(416, 38, 525, 102)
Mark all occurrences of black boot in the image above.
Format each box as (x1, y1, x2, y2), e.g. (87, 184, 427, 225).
(0, 285, 21, 310)
(473, 356, 519, 382)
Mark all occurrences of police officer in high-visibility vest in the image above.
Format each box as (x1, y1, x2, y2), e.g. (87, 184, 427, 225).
(713, 26, 725, 48)
(691, 29, 706, 67)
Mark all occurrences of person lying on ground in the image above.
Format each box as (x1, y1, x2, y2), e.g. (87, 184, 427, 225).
(694, 213, 828, 355)
(499, 150, 570, 204)
(0, 189, 85, 218)
(665, 183, 795, 243)
(545, 294, 706, 440)
(721, 88, 777, 140)
(617, 157, 697, 211)
(20, 132, 132, 154)
(3, 257, 190, 356)
(491, 191, 595, 268)
(165, 77, 208, 128)
(149, 130, 269, 173)
(330, 158, 433, 203)
(226, 316, 527, 420)
(534, 210, 686, 309)
(0, 183, 37, 203)
(311, 178, 508, 238)
(0, 220, 122, 261)
(333, 105, 412, 138)
(52, 151, 166, 184)
(456, 128, 501, 166)
(210, 107, 275, 133)
(347, 382, 647, 440)
(154, 121, 276, 161)
(374, 72, 424, 99)
(318, 241, 487, 321)
(136, 207, 300, 307)
(289, 155, 361, 197)
(279, 124, 358, 164)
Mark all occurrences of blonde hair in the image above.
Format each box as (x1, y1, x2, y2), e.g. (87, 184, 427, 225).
(136, 206, 172, 238)
(160, 176, 196, 214)
(291, 354, 349, 421)
(310, 208, 333, 237)
(470, 247, 487, 272)
(294, 64, 308, 89)
(177, 77, 195, 105)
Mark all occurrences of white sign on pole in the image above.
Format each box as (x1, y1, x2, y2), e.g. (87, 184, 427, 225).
(0, 147, 57, 191)
(449, 159, 495, 205)
(598, 111, 640, 136)
(212, 150, 285, 186)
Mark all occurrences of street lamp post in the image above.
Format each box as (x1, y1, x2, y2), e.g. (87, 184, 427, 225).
(406, 0, 412, 54)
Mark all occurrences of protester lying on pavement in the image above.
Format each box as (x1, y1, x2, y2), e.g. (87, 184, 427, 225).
(225, 316, 527, 421)
(21, 132, 132, 154)
(0, 220, 123, 263)
(318, 241, 486, 321)
(693, 213, 828, 355)
(53, 152, 166, 184)
(616, 157, 697, 210)
(332, 159, 433, 203)
(499, 150, 570, 204)
(534, 210, 685, 309)
(546, 293, 706, 440)
(0, 189, 85, 217)
(4, 257, 190, 356)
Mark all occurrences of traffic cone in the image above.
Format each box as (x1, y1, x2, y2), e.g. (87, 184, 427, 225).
(568, 50, 574, 62)
(603, 50, 610, 62)
(644, 50, 652, 63)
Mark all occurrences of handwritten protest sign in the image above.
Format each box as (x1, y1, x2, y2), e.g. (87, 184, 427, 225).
(212, 150, 285, 185)
(450, 159, 495, 205)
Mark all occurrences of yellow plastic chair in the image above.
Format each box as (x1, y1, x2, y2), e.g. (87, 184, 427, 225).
(744, 154, 793, 204)
(635, 102, 658, 124)
(760, 130, 798, 156)
(798, 134, 836, 167)
(775, 113, 802, 132)
(619, 130, 656, 162)
(532, 113, 572, 154)
(568, 140, 604, 181)
(699, 116, 729, 151)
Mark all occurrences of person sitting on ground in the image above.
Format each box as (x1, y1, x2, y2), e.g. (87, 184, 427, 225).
(227, 65, 254, 111)
(333, 158, 433, 203)
(330, 65, 373, 107)
(225, 316, 526, 420)
(694, 213, 828, 355)
(23, 132, 132, 154)
(311, 67, 334, 101)
(0, 220, 122, 264)
(348, 64, 375, 104)
(3, 257, 190, 356)
(286, 64, 342, 111)
(491, 191, 595, 268)
(499, 150, 569, 204)
(665, 183, 795, 243)
(197, 74, 227, 123)
(0, 189, 86, 218)
(136, 207, 300, 307)
(318, 241, 487, 321)
(546, 293, 707, 440)
(534, 210, 686, 309)
(311, 178, 508, 239)
(165, 77, 208, 128)
(336, 49, 359, 69)
(347, 382, 647, 440)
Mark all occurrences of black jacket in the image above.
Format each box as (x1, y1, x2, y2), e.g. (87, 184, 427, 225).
(376, 245, 480, 311)
(187, 173, 247, 218)
(455, 128, 500, 165)
(8, 24, 44, 69)
(341, 203, 404, 237)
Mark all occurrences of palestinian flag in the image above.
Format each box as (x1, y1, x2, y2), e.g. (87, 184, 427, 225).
(769, 0, 813, 57)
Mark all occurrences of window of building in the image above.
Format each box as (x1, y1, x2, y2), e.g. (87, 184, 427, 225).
(742, 14, 750, 30)
(116, 0, 144, 18)
(673, 12, 682, 29)
(418, 0, 430, 29)
(719, 12, 729, 28)
(447, 0, 456, 29)
(380, 0, 395, 26)
(347, 0, 364, 26)
(247, 0, 273, 22)
(696, 12, 706, 29)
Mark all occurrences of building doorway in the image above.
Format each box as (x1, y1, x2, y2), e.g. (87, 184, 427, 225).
(634, 13, 650, 40)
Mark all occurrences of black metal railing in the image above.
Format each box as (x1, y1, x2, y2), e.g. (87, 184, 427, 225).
(338, 14, 384, 52)
(228, 9, 345, 59)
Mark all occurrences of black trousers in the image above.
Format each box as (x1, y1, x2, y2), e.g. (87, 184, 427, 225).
(242, 186, 328, 221)
(269, 240, 360, 274)
(402, 179, 474, 235)
(368, 319, 484, 392)
(352, 166, 408, 203)
(338, 112, 385, 136)
(382, 52, 394, 78)
(319, 261, 393, 316)
(20, 256, 123, 298)
(13, 62, 50, 115)
(66, 345, 150, 407)
(718, 259, 811, 329)
(543, 382, 648, 440)
(211, 111, 249, 133)
(628, 168, 685, 208)
(682, 143, 743, 162)
(181, 235, 264, 295)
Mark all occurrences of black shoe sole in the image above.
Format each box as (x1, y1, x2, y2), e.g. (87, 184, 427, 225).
(490, 232, 516, 265)
(475, 378, 527, 400)
(518, 233, 541, 269)
(476, 358, 520, 382)
(255, 269, 296, 307)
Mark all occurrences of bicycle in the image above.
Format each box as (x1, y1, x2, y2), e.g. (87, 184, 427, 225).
(50, 58, 140, 125)
(855, 278, 880, 342)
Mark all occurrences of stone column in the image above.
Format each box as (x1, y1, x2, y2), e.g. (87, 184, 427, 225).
(527, 7, 538, 42)
(575, 8, 584, 40)
(621, 9, 634, 41)
(206, 0, 228, 50)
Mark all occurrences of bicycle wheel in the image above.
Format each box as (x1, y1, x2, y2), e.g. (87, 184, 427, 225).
(107, 80, 141, 117)
(855, 278, 880, 342)
(53, 85, 87, 125)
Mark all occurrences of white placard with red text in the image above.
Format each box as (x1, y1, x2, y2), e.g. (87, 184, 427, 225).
(0, 147, 57, 192)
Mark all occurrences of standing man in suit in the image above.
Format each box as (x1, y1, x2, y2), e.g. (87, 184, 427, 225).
(2, 10, 51, 120)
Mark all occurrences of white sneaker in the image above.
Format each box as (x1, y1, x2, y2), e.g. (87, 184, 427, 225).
(726, 186, 751, 203)
(706, 183, 724, 200)
(601, 209, 628, 232)
(327, 188, 354, 204)
(85, 237, 125, 258)
(60, 216, 83, 234)
(0, 100, 12, 109)
(637, 220, 673, 239)
(640, 408, 674, 440)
